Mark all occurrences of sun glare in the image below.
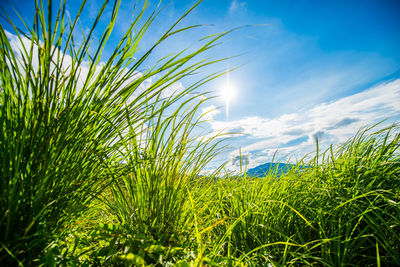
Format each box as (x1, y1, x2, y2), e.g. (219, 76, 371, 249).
(220, 80, 237, 119)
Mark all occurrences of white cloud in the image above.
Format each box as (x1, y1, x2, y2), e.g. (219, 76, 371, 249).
(232, 154, 249, 167)
(4, 30, 154, 103)
(161, 81, 185, 98)
(200, 105, 221, 121)
(228, 0, 247, 15)
(208, 79, 400, 170)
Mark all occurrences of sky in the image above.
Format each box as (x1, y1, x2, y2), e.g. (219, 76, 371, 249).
(2, 0, 400, 173)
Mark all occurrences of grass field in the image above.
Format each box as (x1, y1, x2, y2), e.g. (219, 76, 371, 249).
(1, 0, 399, 266)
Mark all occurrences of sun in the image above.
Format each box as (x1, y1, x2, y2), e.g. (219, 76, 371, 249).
(221, 83, 236, 102)
(220, 80, 237, 119)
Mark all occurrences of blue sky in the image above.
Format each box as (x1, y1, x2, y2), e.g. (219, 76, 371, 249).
(3, 0, 400, 172)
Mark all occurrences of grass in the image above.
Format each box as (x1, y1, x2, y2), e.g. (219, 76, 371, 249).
(206, 124, 400, 266)
(1, 0, 400, 266)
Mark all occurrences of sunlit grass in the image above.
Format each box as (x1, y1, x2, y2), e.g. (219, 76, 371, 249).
(49, 124, 400, 266)
(198, 124, 400, 266)
(0, 0, 226, 264)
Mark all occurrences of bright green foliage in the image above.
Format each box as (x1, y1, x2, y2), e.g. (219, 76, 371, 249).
(55, 124, 400, 266)
(198, 124, 400, 266)
(0, 0, 225, 264)
(105, 98, 224, 245)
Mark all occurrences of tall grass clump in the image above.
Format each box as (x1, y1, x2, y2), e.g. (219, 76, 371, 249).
(105, 98, 223, 243)
(0, 0, 227, 264)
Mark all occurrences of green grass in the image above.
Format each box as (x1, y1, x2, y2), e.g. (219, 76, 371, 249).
(37, 124, 399, 266)
(203, 124, 400, 266)
(1, 0, 400, 266)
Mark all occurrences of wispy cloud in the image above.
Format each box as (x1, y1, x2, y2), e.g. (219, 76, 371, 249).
(200, 105, 221, 121)
(232, 154, 249, 167)
(228, 0, 248, 15)
(207, 79, 400, 170)
(4, 30, 152, 99)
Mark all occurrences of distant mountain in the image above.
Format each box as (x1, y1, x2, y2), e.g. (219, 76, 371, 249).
(244, 163, 294, 178)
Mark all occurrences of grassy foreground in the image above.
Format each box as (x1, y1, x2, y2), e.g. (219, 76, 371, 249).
(13, 124, 399, 267)
(1, 0, 400, 266)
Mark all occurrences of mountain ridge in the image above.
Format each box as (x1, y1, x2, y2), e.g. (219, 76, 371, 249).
(245, 162, 293, 177)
